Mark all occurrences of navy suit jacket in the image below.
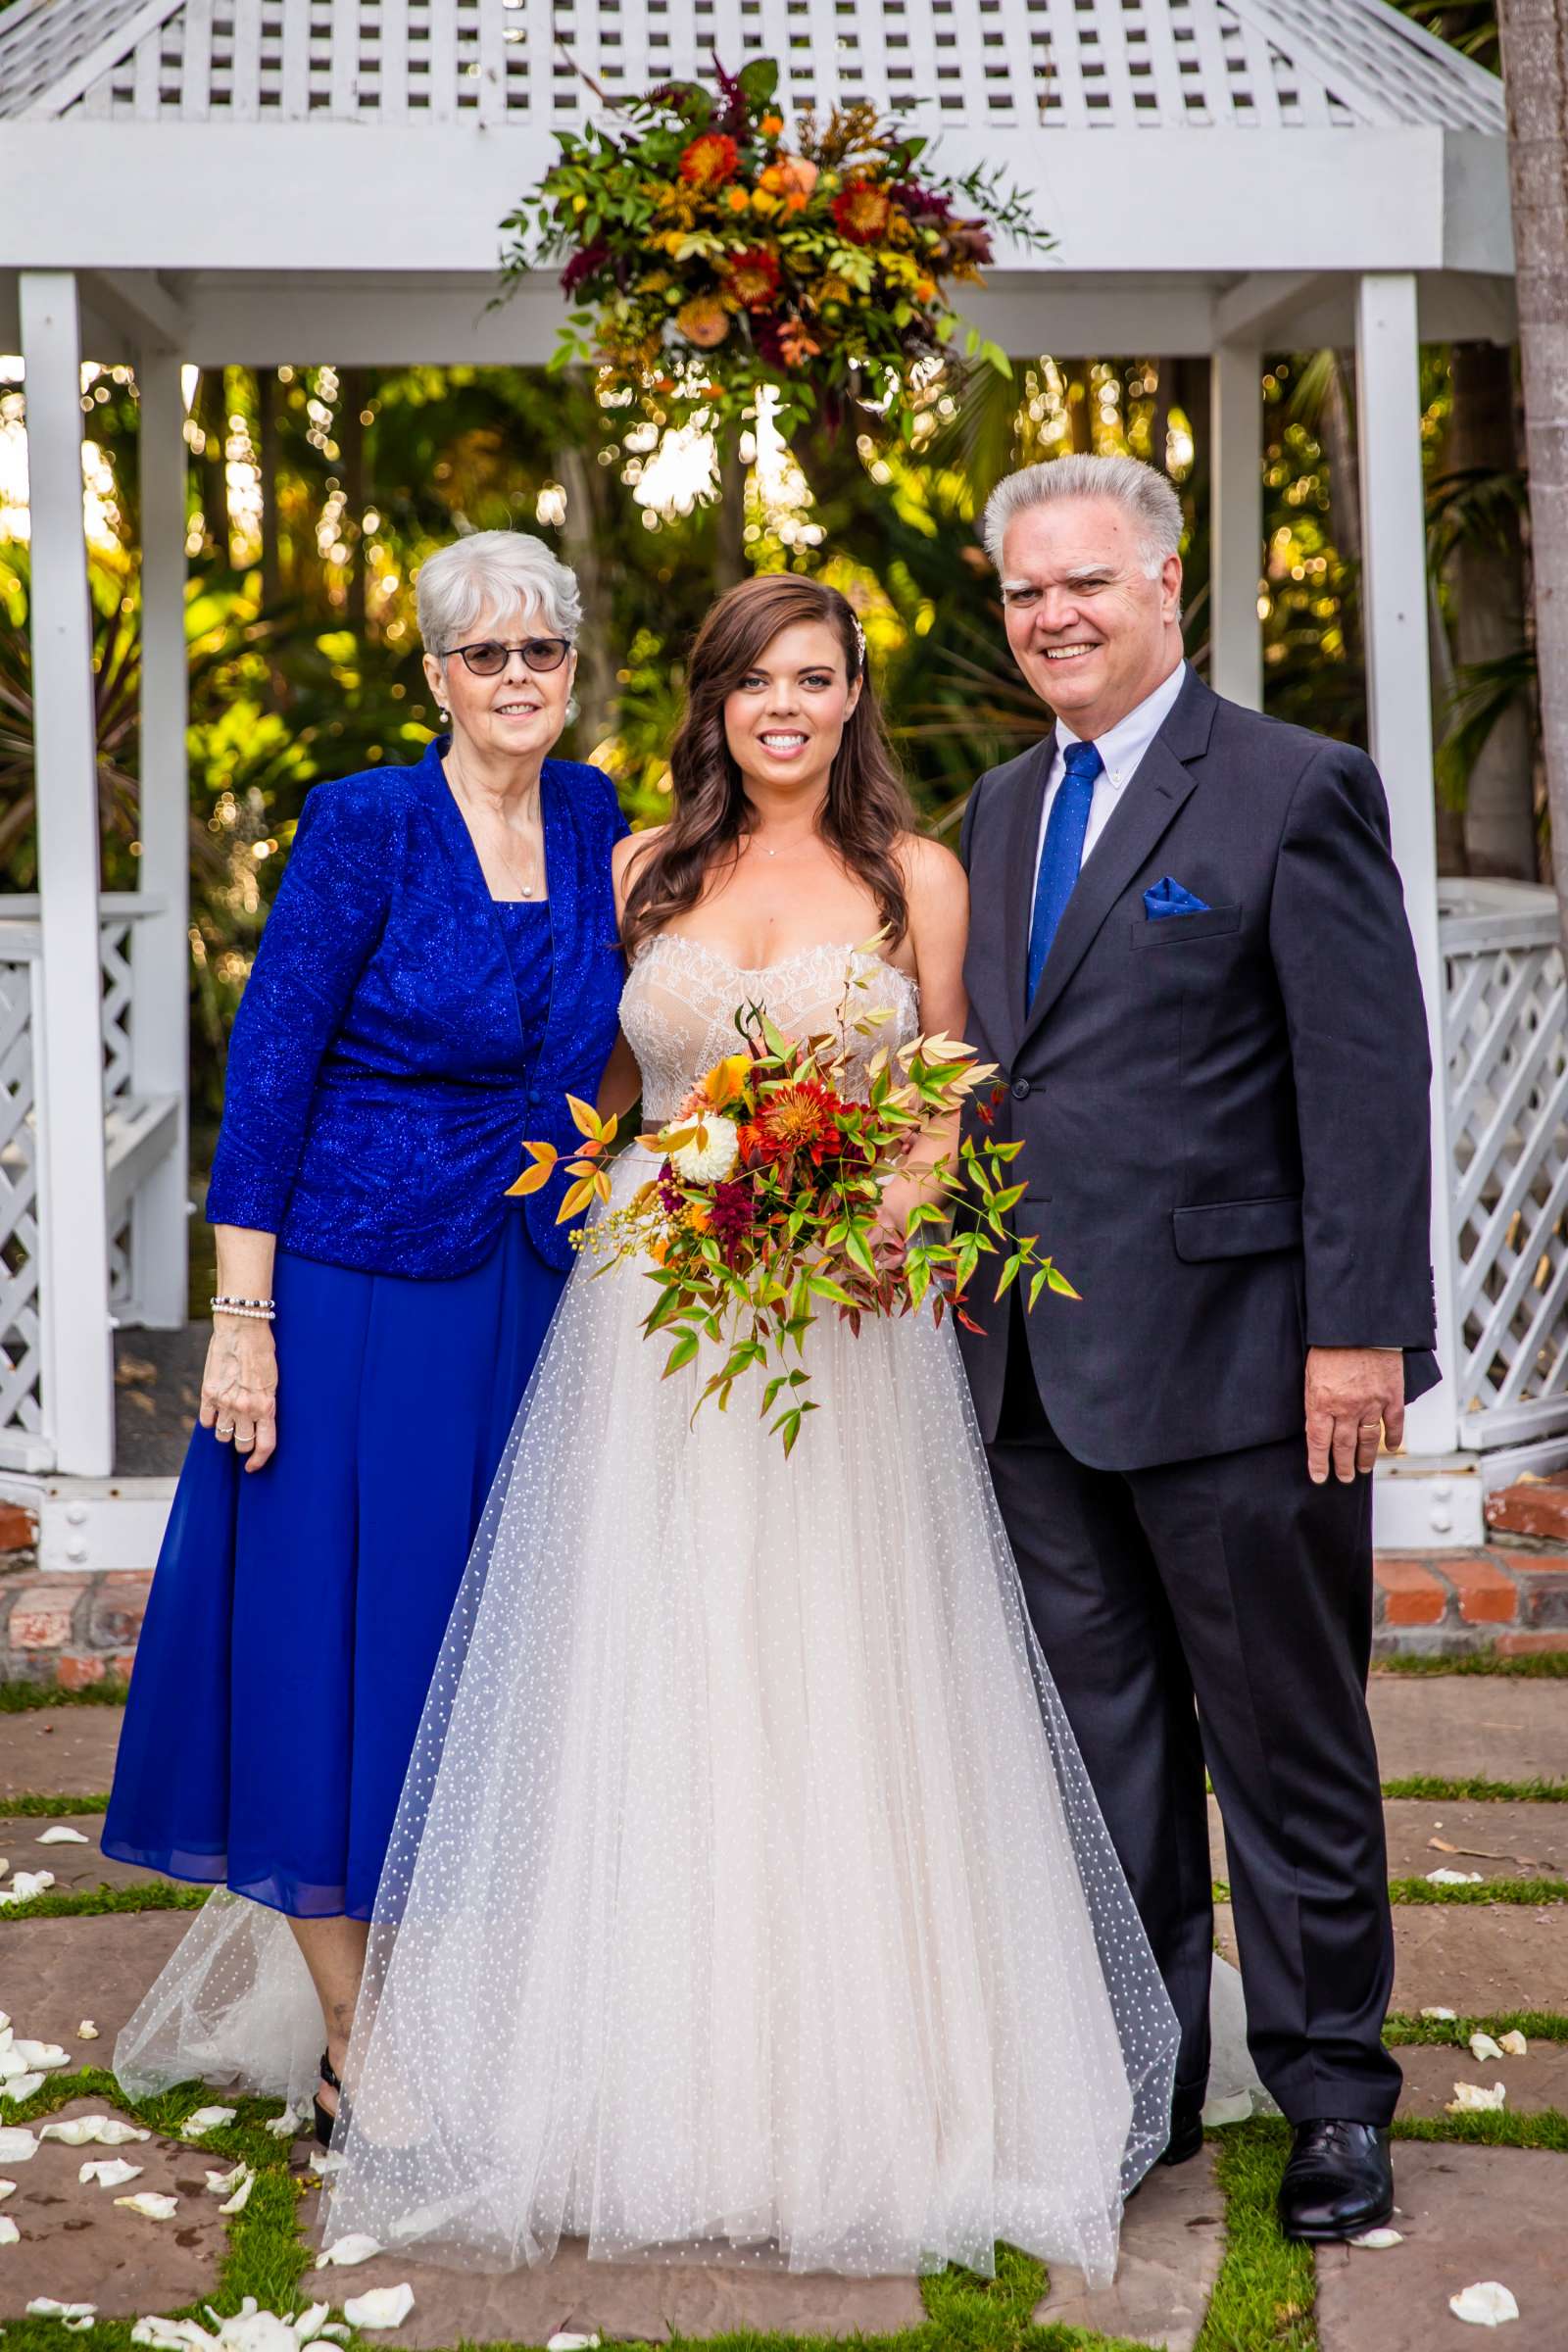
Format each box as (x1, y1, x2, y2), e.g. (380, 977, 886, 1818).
(957, 666, 1440, 1469)
(206, 738, 627, 1278)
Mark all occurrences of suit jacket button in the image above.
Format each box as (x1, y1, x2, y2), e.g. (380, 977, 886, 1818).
(1011, 1078, 1031, 1101)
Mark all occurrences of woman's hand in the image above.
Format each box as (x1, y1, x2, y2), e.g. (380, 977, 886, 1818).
(200, 1318, 278, 1472)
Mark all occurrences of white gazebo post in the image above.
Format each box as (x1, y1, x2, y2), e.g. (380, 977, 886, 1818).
(131, 348, 191, 1327)
(1355, 270, 1461, 1469)
(18, 270, 114, 1476)
(1209, 343, 1263, 710)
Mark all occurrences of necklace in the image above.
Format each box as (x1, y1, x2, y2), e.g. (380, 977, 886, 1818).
(447, 754, 543, 898)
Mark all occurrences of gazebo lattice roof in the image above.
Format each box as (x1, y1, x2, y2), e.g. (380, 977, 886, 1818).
(0, 0, 1505, 134)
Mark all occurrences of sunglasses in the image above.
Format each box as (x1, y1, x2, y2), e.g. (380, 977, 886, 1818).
(442, 637, 573, 676)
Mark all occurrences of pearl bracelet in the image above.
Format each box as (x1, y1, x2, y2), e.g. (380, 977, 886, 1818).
(211, 1296, 276, 1321)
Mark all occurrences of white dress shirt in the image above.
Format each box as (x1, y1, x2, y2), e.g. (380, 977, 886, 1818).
(1033, 659, 1190, 887)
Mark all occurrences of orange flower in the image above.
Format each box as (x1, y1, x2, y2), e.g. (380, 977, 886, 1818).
(783, 191, 808, 216)
(676, 296, 732, 350)
(679, 131, 740, 189)
(760, 112, 785, 137)
(776, 154, 819, 199)
(725, 185, 752, 213)
(759, 164, 787, 194)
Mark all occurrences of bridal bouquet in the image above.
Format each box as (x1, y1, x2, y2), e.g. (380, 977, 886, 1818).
(510, 951, 1076, 1452)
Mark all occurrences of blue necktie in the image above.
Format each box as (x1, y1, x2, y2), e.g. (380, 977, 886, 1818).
(1026, 738, 1102, 1006)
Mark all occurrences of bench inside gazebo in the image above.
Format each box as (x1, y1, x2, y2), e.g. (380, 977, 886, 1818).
(0, 0, 1561, 1590)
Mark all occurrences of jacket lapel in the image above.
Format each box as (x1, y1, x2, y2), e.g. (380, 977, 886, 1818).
(530, 760, 579, 1089)
(1017, 666, 1216, 1050)
(416, 736, 524, 1054)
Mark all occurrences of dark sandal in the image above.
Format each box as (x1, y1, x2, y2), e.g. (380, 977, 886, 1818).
(313, 2048, 353, 2147)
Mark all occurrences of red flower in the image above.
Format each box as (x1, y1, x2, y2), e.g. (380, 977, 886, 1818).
(831, 179, 893, 245)
(560, 240, 608, 297)
(722, 246, 781, 312)
(679, 131, 741, 189)
(748, 1080, 850, 1166)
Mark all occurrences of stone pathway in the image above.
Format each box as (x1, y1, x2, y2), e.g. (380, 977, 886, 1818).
(0, 1707, 122, 1799)
(0, 1675, 1560, 2346)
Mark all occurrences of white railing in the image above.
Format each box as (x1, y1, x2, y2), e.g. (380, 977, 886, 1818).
(0, 895, 180, 1472)
(1442, 879, 1568, 1451)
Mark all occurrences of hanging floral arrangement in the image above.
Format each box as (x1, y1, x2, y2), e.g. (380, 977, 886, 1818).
(500, 56, 1053, 437)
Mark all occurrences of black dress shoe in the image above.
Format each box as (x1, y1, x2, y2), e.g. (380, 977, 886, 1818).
(1277, 2119, 1393, 2241)
(1159, 2096, 1206, 2167)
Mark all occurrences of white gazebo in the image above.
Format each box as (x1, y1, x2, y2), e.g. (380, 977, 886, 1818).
(0, 0, 1558, 1569)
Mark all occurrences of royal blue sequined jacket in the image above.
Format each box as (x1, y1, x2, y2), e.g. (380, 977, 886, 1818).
(205, 738, 628, 1278)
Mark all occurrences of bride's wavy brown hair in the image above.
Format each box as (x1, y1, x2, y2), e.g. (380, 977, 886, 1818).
(619, 575, 915, 959)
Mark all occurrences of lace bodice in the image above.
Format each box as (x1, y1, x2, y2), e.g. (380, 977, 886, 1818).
(622, 934, 920, 1122)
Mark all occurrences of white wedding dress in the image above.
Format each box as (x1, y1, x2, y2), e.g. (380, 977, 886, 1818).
(311, 936, 1180, 2282)
(113, 936, 1210, 2285)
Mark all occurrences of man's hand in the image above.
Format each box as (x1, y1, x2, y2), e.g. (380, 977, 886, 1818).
(1304, 1347, 1405, 1485)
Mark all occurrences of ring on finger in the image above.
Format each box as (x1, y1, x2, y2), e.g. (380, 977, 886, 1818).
(235, 1433, 255, 1449)
(216, 1422, 235, 1439)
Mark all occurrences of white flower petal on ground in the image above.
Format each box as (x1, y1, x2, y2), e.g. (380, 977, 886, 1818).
(264, 2105, 304, 2140)
(64, 2320, 96, 2335)
(181, 2105, 237, 2139)
(80, 2159, 143, 2188)
(1449, 2280, 1520, 2327)
(1446, 2080, 1508, 2114)
(0, 2048, 32, 2082)
(547, 2334, 603, 2349)
(1426, 1868, 1485, 1886)
(341, 2285, 415, 2330)
(293, 2304, 330, 2342)
(317, 2328, 350, 2343)
(213, 2310, 299, 2352)
(27, 2301, 97, 2320)
(115, 2191, 179, 2221)
(0, 2214, 19, 2244)
(94, 2118, 152, 2145)
(1421, 2006, 1458, 2021)
(35, 1827, 91, 1846)
(131, 2322, 211, 2351)
(1499, 2031, 1529, 2057)
(205, 2163, 248, 2196)
(0, 1870, 57, 1903)
(1469, 2033, 1505, 2063)
(220, 2171, 256, 2216)
(14, 2039, 71, 2070)
(306, 2150, 343, 2178)
(76, 2022, 99, 2040)
(0, 2179, 16, 2198)
(1348, 2227, 1404, 2248)
(0, 2129, 36, 2161)
(314, 2235, 381, 2269)
(3, 2074, 47, 2102)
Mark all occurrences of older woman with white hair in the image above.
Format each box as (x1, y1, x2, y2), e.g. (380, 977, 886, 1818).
(104, 531, 626, 2142)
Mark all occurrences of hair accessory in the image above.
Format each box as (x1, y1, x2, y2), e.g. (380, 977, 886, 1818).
(851, 614, 867, 671)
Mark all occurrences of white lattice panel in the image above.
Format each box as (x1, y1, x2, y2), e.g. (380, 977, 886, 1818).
(0, 0, 1506, 128)
(100, 915, 137, 1106)
(1445, 913, 1568, 1445)
(0, 960, 44, 1442)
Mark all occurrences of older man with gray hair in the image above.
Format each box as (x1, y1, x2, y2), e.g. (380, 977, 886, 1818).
(958, 453, 1438, 2241)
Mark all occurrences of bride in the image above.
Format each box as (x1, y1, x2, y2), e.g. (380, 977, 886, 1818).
(117, 573, 1183, 2287)
(317, 573, 1179, 2284)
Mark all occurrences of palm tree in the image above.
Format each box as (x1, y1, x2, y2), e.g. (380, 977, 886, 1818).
(1496, 0, 1568, 945)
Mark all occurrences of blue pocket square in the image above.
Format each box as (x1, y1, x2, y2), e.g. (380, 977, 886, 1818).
(1144, 877, 1210, 919)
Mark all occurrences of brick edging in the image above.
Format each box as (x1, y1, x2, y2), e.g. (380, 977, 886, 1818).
(0, 1546, 1563, 1685)
(1373, 1547, 1568, 1657)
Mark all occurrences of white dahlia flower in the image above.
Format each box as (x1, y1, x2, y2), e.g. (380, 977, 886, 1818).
(670, 1115, 741, 1184)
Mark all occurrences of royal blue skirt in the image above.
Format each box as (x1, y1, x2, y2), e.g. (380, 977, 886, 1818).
(103, 1214, 564, 1919)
